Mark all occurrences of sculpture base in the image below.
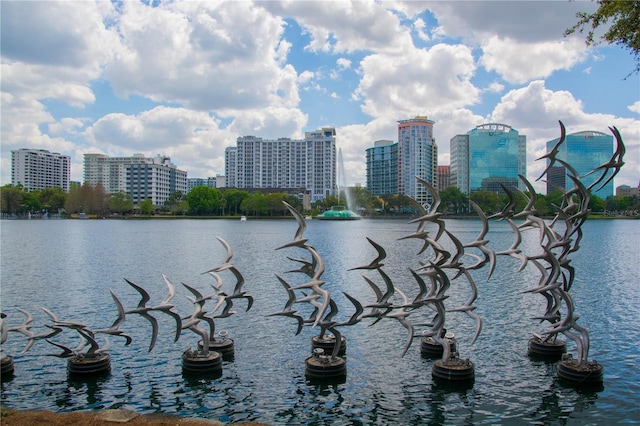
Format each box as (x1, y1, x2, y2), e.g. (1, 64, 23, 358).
(557, 358, 603, 386)
(420, 337, 457, 358)
(1, 355, 14, 380)
(528, 336, 566, 359)
(67, 353, 111, 376)
(182, 350, 223, 375)
(432, 358, 475, 383)
(311, 335, 346, 356)
(305, 355, 347, 381)
(198, 338, 235, 360)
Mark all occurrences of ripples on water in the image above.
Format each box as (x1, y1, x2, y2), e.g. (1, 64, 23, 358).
(1, 218, 639, 424)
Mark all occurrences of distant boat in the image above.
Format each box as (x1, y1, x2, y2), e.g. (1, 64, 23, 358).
(315, 205, 361, 221)
(240, 215, 247, 221)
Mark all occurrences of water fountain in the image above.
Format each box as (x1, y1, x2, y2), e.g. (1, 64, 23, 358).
(316, 148, 361, 220)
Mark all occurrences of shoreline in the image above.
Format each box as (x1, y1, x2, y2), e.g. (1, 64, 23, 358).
(0, 406, 270, 425)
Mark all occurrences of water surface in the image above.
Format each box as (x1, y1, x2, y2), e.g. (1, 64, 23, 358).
(1, 218, 638, 424)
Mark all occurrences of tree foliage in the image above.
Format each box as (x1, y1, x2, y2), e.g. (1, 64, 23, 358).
(140, 199, 155, 216)
(469, 190, 504, 215)
(439, 187, 469, 214)
(565, 0, 640, 76)
(223, 189, 250, 215)
(188, 186, 222, 215)
(65, 183, 109, 214)
(111, 191, 134, 215)
(0, 185, 25, 214)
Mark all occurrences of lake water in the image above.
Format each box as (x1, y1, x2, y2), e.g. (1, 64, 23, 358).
(1, 217, 639, 424)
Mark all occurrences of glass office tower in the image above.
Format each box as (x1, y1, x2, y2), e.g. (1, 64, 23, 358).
(450, 123, 526, 194)
(545, 130, 613, 199)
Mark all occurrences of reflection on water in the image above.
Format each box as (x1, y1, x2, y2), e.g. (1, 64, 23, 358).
(1, 218, 639, 424)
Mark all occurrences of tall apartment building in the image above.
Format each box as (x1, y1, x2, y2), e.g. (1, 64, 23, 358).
(366, 140, 398, 196)
(398, 117, 438, 206)
(11, 149, 70, 192)
(544, 130, 614, 199)
(450, 123, 526, 195)
(225, 127, 336, 202)
(83, 153, 187, 207)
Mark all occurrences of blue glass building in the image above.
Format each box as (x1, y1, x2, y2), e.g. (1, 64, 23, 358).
(366, 140, 398, 196)
(450, 123, 526, 194)
(545, 130, 613, 199)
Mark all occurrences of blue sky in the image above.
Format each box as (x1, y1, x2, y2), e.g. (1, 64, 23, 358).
(1, 0, 638, 194)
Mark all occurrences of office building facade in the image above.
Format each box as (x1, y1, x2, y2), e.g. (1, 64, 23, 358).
(616, 184, 639, 197)
(83, 153, 187, 207)
(438, 165, 451, 190)
(225, 127, 336, 202)
(450, 123, 526, 195)
(398, 117, 438, 206)
(366, 140, 398, 196)
(544, 130, 614, 199)
(11, 149, 71, 192)
(188, 176, 220, 192)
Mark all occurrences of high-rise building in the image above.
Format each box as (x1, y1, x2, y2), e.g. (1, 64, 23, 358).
(398, 116, 438, 206)
(450, 123, 526, 195)
(438, 165, 451, 191)
(224, 147, 237, 188)
(366, 140, 398, 196)
(225, 127, 336, 202)
(11, 149, 70, 192)
(83, 153, 187, 207)
(544, 130, 614, 199)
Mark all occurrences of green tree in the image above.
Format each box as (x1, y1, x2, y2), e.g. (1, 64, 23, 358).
(565, 0, 640, 76)
(163, 191, 186, 214)
(544, 189, 567, 216)
(111, 191, 134, 215)
(313, 194, 342, 211)
(469, 190, 502, 215)
(38, 187, 67, 213)
(241, 192, 267, 216)
(604, 194, 632, 212)
(265, 193, 288, 215)
(589, 194, 605, 213)
(439, 187, 469, 214)
(223, 189, 250, 215)
(188, 186, 222, 215)
(0, 185, 24, 215)
(140, 199, 155, 216)
(172, 199, 190, 216)
(21, 191, 41, 212)
(533, 195, 552, 217)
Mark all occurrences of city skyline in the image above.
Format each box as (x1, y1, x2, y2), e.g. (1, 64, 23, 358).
(1, 1, 638, 193)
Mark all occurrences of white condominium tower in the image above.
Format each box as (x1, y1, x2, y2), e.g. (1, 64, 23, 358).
(83, 153, 187, 207)
(11, 149, 70, 192)
(225, 127, 337, 202)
